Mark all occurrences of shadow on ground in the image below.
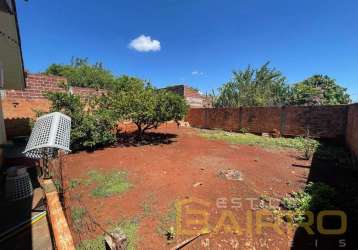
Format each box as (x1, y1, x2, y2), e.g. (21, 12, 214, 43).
(116, 132, 178, 147)
(291, 142, 358, 250)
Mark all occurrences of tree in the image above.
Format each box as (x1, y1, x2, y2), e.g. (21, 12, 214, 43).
(44, 91, 117, 150)
(44, 57, 116, 88)
(107, 83, 188, 137)
(214, 62, 290, 107)
(289, 75, 351, 105)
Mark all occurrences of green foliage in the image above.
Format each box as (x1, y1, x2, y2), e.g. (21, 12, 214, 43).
(290, 75, 351, 105)
(75, 219, 138, 250)
(107, 84, 188, 136)
(115, 219, 139, 250)
(45, 58, 116, 88)
(157, 205, 177, 241)
(211, 65, 351, 107)
(44, 92, 117, 150)
(239, 127, 249, 134)
(282, 182, 336, 223)
(213, 62, 290, 107)
(198, 129, 320, 151)
(71, 207, 86, 231)
(296, 136, 320, 160)
(110, 75, 146, 92)
(69, 179, 81, 189)
(87, 170, 131, 198)
(76, 236, 105, 250)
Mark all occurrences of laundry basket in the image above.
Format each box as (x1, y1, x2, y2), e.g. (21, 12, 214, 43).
(23, 112, 71, 159)
(23, 112, 71, 178)
(5, 168, 33, 201)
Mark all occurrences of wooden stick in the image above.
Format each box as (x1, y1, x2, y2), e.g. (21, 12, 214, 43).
(170, 233, 203, 250)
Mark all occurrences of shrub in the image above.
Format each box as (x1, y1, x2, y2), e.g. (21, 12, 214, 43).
(281, 182, 336, 223)
(44, 92, 117, 150)
(296, 136, 320, 160)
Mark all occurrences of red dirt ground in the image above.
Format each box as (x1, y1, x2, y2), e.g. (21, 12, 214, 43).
(62, 125, 311, 250)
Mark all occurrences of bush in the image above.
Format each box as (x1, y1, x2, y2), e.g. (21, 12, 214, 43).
(281, 182, 336, 222)
(296, 136, 320, 160)
(44, 92, 117, 150)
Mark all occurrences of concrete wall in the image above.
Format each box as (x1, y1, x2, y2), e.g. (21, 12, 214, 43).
(346, 104, 358, 166)
(186, 105, 349, 139)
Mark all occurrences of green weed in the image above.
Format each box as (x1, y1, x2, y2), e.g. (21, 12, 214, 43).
(71, 207, 86, 231)
(69, 178, 81, 189)
(198, 129, 320, 152)
(76, 236, 105, 250)
(281, 182, 336, 223)
(86, 170, 131, 198)
(157, 205, 177, 241)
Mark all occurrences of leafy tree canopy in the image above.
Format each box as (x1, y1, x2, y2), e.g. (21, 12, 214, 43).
(213, 62, 290, 107)
(106, 83, 188, 137)
(44, 57, 116, 88)
(290, 75, 351, 105)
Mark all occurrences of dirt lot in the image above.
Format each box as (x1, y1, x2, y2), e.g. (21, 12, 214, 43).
(62, 126, 313, 249)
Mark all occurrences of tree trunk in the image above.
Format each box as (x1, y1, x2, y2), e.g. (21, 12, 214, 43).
(135, 123, 143, 139)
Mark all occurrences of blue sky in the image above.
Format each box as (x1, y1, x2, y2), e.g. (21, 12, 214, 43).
(16, 0, 358, 101)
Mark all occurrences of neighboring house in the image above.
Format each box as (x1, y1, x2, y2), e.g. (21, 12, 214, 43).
(0, 0, 26, 166)
(163, 84, 212, 108)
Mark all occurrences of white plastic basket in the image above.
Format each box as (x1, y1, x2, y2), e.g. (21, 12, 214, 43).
(5, 171, 33, 201)
(23, 112, 71, 159)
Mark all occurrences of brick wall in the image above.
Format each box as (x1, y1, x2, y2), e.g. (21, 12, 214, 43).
(346, 104, 358, 166)
(186, 105, 349, 139)
(163, 85, 211, 108)
(1, 74, 105, 138)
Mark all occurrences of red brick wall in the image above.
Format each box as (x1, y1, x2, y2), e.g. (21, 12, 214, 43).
(186, 105, 349, 139)
(241, 107, 282, 134)
(283, 106, 348, 138)
(5, 74, 67, 100)
(346, 104, 358, 166)
(2, 74, 105, 138)
(163, 85, 211, 108)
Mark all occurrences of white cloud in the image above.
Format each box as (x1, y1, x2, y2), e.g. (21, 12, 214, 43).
(192, 70, 204, 76)
(129, 35, 161, 52)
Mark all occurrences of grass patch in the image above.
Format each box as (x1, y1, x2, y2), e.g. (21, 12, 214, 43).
(115, 219, 139, 250)
(157, 205, 177, 241)
(86, 170, 131, 198)
(76, 236, 105, 250)
(198, 129, 319, 152)
(69, 178, 81, 189)
(76, 219, 138, 250)
(71, 207, 86, 231)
